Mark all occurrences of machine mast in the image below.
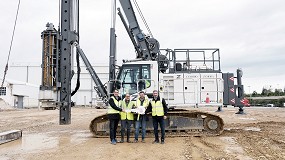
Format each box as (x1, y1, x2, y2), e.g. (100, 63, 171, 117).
(57, 0, 108, 124)
(58, 0, 78, 124)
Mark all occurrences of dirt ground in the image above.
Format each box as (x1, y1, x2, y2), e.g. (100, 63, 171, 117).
(0, 106, 285, 160)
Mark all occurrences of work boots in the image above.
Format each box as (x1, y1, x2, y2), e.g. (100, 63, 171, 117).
(118, 136, 124, 143)
(126, 131, 131, 143)
(152, 139, 159, 144)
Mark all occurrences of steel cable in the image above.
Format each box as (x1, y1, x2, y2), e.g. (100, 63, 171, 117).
(1, 0, 21, 87)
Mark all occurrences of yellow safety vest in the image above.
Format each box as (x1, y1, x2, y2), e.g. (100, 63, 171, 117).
(108, 96, 121, 114)
(120, 100, 134, 120)
(151, 99, 164, 116)
(136, 98, 149, 108)
(135, 98, 149, 121)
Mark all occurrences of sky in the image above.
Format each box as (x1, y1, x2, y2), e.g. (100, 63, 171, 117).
(0, 0, 285, 93)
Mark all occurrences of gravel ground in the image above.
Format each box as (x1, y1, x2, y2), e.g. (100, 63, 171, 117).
(0, 106, 284, 160)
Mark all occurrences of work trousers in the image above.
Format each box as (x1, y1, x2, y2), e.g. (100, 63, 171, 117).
(135, 115, 147, 140)
(121, 120, 133, 141)
(152, 116, 165, 142)
(109, 118, 120, 142)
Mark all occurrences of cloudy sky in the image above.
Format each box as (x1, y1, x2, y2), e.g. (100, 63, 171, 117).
(0, 0, 285, 93)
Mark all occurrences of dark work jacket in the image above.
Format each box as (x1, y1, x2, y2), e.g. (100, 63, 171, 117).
(108, 96, 122, 119)
(146, 96, 168, 116)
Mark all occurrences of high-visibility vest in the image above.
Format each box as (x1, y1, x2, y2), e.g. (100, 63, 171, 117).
(135, 97, 149, 121)
(151, 99, 164, 116)
(120, 100, 134, 120)
(136, 98, 149, 108)
(108, 96, 121, 114)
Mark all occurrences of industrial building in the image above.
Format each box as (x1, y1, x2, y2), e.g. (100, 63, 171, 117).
(0, 78, 39, 109)
(0, 63, 109, 109)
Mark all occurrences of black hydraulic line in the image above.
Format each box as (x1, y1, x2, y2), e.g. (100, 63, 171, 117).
(71, 52, 80, 96)
(117, 8, 141, 56)
(1, 0, 21, 87)
(71, 0, 80, 97)
(75, 44, 108, 103)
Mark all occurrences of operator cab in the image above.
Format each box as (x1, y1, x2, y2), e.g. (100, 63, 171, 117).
(116, 63, 151, 96)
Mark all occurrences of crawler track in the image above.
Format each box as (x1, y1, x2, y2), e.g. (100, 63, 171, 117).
(89, 110, 224, 137)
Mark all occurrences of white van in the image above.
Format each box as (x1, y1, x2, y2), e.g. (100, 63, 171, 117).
(267, 104, 274, 107)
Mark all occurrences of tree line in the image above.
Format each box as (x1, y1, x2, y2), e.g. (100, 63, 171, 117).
(244, 88, 285, 107)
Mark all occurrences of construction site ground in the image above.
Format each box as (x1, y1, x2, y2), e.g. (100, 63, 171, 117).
(0, 106, 284, 160)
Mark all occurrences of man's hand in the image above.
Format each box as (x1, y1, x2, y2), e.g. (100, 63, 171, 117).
(163, 116, 167, 119)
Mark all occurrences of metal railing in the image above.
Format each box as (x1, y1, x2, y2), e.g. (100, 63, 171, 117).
(159, 48, 221, 73)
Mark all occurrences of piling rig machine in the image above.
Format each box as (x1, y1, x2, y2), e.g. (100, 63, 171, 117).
(40, 0, 246, 136)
